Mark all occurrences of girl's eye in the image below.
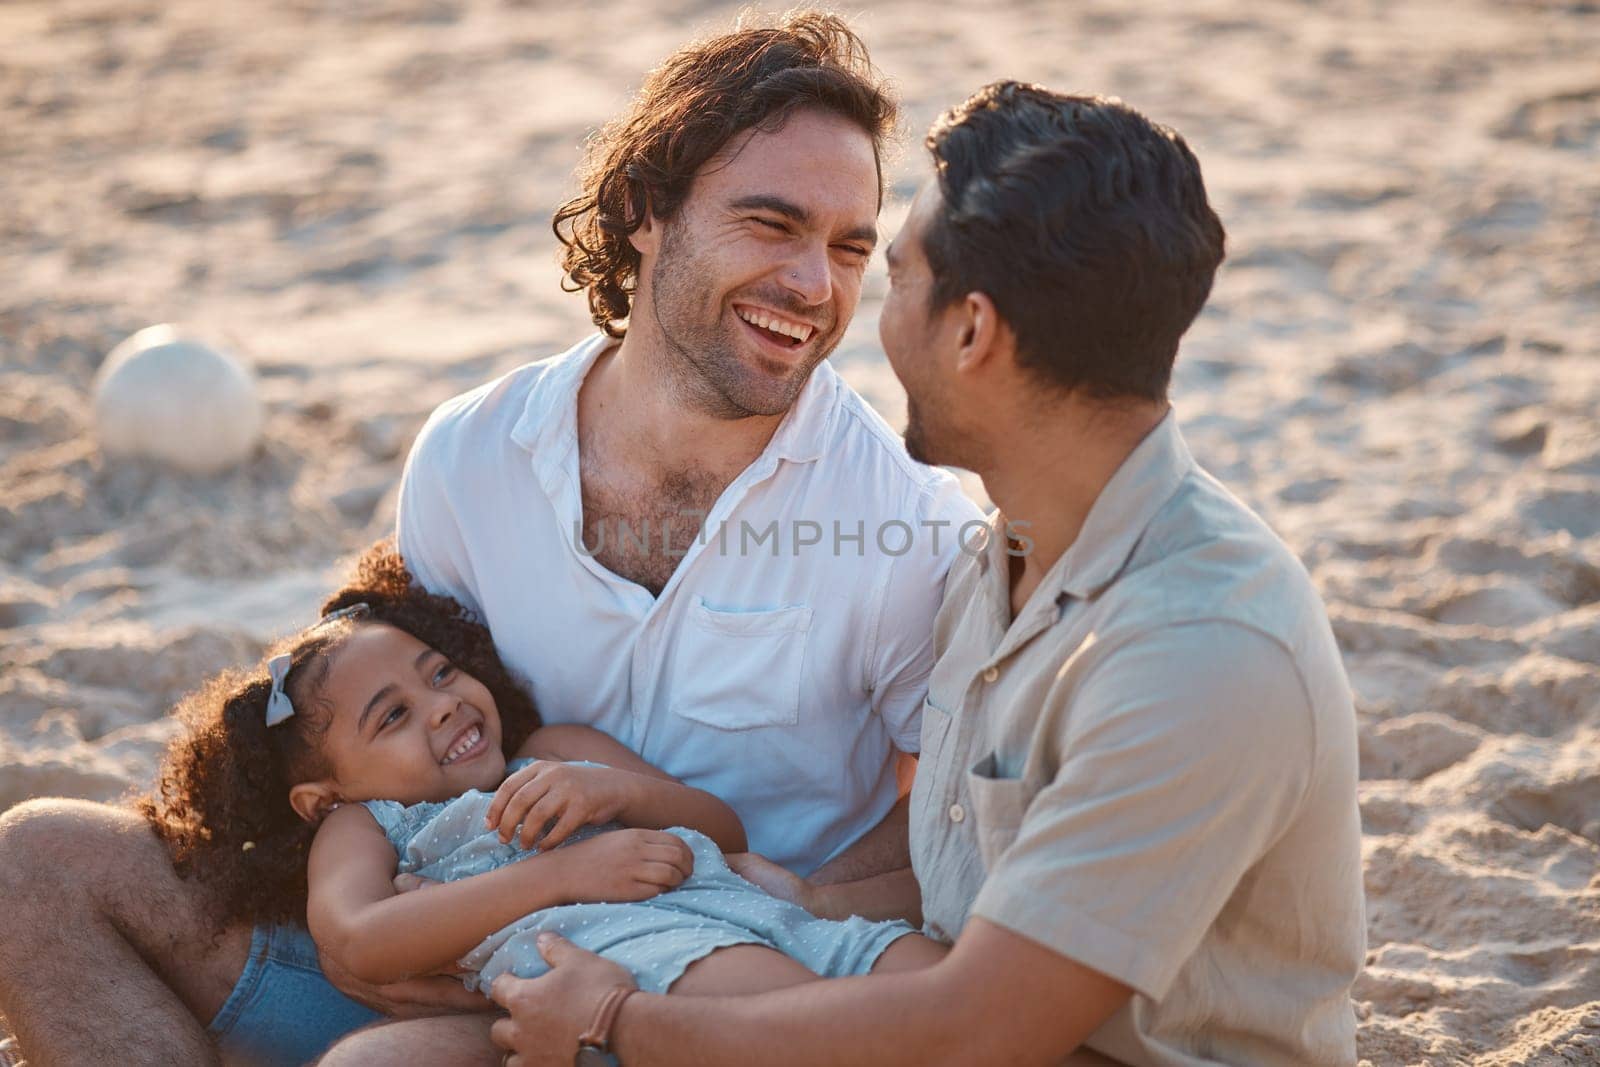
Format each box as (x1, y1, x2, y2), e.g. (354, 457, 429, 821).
(380, 706, 407, 730)
(433, 662, 457, 685)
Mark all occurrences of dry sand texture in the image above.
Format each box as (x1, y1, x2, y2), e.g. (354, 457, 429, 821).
(3, 0, 1599, 1062)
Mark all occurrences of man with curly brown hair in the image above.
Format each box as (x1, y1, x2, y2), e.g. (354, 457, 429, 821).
(0, 12, 978, 1067)
(384, 10, 975, 895)
(314, 12, 979, 1061)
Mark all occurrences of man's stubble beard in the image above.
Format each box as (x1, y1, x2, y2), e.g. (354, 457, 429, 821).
(646, 221, 839, 420)
(903, 393, 935, 465)
(901, 375, 988, 473)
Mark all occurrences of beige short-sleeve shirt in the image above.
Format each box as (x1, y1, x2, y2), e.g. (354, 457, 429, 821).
(910, 413, 1364, 1066)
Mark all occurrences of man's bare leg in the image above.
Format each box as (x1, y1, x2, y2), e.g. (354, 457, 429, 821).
(0, 799, 251, 1067)
(316, 1015, 499, 1067)
(668, 944, 818, 995)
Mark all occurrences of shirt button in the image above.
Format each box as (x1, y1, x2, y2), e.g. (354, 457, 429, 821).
(949, 803, 966, 823)
(982, 666, 999, 683)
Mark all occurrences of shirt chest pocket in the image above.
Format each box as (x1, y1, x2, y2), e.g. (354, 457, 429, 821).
(671, 597, 813, 731)
(965, 752, 1033, 872)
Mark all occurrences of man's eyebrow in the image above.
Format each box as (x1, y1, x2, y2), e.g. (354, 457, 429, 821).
(842, 223, 879, 247)
(730, 194, 810, 223)
(730, 195, 877, 247)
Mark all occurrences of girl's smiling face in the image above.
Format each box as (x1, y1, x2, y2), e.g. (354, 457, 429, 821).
(293, 622, 506, 812)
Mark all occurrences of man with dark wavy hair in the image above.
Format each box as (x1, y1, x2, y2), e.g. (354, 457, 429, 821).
(487, 83, 1363, 1067)
(0, 12, 979, 1067)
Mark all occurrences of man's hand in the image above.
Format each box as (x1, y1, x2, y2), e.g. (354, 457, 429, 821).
(317, 940, 490, 1017)
(726, 852, 819, 913)
(486, 761, 644, 849)
(550, 828, 695, 902)
(490, 932, 637, 1067)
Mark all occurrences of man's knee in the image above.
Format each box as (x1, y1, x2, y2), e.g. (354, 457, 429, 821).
(0, 799, 138, 895)
(0, 798, 161, 906)
(318, 1015, 498, 1067)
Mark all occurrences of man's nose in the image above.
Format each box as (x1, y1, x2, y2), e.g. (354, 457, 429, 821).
(780, 243, 831, 306)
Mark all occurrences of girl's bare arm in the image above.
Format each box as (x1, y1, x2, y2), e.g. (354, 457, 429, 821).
(306, 804, 692, 985)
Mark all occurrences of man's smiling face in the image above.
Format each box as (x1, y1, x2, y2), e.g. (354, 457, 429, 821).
(638, 109, 881, 418)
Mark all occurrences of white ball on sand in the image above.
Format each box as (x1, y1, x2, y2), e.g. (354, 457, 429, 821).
(92, 324, 264, 475)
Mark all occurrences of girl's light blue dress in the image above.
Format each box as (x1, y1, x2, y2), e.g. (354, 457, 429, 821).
(361, 760, 915, 993)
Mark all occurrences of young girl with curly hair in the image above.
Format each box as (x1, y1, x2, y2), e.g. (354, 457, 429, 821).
(141, 542, 943, 1017)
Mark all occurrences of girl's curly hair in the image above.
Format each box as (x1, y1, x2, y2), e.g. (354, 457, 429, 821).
(138, 540, 541, 932)
(552, 9, 896, 337)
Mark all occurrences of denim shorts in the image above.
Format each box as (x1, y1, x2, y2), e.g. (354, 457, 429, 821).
(208, 924, 383, 1067)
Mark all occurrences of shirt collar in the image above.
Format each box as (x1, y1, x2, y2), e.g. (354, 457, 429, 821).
(509, 333, 839, 470)
(1052, 409, 1194, 601)
(977, 410, 1195, 604)
(509, 333, 607, 472)
(763, 359, 837, 464)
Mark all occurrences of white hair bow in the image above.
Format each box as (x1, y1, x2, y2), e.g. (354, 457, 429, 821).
(265, 654, 296, 727)
(262, 603, 370, 728)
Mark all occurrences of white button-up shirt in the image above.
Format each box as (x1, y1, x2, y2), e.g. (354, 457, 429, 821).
(397, 334, 981, 874)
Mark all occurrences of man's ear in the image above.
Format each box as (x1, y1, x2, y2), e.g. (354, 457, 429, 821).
(289, 780, 343, 824)
(953, 291, 1004, 375)
(626, 187, 662, 257)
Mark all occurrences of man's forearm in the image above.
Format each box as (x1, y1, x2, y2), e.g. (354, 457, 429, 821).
(614, 965, 969, 1067)
(607, 938, 1123, 1067)
(811, 867, 922, 926)
(809, 791, 911, 886)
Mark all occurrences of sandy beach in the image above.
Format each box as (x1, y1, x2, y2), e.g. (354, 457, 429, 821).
(3, 0, 1599, 1062)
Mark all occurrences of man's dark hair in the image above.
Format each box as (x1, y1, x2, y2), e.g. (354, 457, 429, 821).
(553, 10, 896, 337)
(923, 81, 1226, 401)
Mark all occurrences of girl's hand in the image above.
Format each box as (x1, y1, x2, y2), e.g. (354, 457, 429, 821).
(486, 761, 642, 849)
(548, 828, 695, 903)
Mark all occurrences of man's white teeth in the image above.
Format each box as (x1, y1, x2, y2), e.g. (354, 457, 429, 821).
(442, 725, 480, 764)
(737, 308, 812, 343)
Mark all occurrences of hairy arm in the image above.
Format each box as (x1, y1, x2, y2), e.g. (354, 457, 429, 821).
(307, 805, 689, 986)
(727, 853, 922, 925)
(811, 867, 921, 925)
(505, 724, 747, 853)
(792, 754, 916, 918)
(807, 787, 912, 886)
(727, 752, 918, 919)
